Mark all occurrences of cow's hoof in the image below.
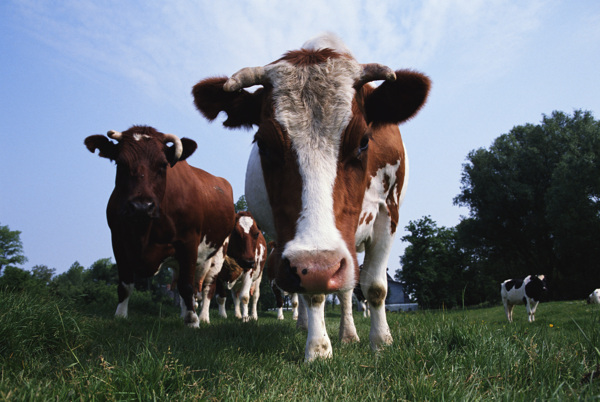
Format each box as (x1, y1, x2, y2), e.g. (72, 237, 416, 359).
(184, 312, 200, 328)
(370, 330, 393, 351)
(340, 332, 360, 344)
(305, 342, 333, 362)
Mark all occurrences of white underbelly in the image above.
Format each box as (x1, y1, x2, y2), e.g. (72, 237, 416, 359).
(245, 144, 277, 238)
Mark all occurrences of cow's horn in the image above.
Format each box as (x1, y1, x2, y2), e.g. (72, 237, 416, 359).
(223, 66, 269, 92)
(107, 130, 123, 140)
(356, 63, 396, 87)
(163, 133, 183, 161)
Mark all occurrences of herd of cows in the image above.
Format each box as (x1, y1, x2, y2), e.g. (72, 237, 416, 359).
(83, 33, 593, 362)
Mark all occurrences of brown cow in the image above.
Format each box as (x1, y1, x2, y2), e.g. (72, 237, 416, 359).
(192, 33, 430, 360)
(85, 125, 235, 327)
(214, 211, 267, 321)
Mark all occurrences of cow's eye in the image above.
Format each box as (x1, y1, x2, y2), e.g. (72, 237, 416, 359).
(256, 138, 284, 167)
(253, 232, 260, 239)
(356, 135, 369, 158)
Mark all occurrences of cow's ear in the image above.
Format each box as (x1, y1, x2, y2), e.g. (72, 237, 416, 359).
(364, 70, 431, 127)
(166, 138, 197, 166)
(84, 135, 118, 160)
(192, 77, 264, 129)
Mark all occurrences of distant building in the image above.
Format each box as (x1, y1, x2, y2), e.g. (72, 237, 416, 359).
(386, 273, 418, 312)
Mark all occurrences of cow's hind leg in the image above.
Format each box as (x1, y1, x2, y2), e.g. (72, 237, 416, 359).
(338, 289, 359, 343)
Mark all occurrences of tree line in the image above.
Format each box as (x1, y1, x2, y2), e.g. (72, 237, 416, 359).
(397, 110, 600, 308)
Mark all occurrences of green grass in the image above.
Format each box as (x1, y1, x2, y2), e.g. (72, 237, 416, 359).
(2, 290, 600, 401)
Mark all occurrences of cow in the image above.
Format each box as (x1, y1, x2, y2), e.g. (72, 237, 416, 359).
(214, 211, 267, 321)
(354, 285, 370, 318)
(500, 274, 548, 323)
(588, 289, 600, 304)
(266, 242, 300, 321)
(192, 33, 430, 361)
(84, 125, 235, 327)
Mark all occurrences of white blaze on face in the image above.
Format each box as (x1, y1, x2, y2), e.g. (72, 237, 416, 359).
(238, 216, 254, 234)
(133, 133, 152, 141)
(266, 55, 362, 261)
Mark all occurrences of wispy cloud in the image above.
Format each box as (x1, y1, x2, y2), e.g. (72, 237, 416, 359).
(9, 0, 548, 110)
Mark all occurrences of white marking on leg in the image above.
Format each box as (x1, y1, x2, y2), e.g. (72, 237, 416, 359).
(115, 282, 134, 318)
(302, 294, 332, 362)
(217, 296, 227, 318)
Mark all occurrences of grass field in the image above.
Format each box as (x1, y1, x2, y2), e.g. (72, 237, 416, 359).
(2, 290, 600, 401)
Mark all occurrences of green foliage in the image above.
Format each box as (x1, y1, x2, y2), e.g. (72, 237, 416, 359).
(454, 110, 600, 300)
(2, 288, 600, 400)
(0, 223, 27, 274)
(399, 216, 471, 308)
(235, 195, 248, 213)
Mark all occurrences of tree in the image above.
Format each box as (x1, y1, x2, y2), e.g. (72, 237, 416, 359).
(0, 223, 27, 274)
(235, 195, 248, 213)
(398, 216, 468, 309)
(31, 265, 56, 286)
(454, 110, 600, 300)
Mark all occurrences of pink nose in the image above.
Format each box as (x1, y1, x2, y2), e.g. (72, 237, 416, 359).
(287, 254, 347, 293)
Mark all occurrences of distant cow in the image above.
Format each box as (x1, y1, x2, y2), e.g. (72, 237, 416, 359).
(85, 126, 235, 327)
(588, 289, 600, 304)
(214, 211, 267, 321)
(192, 33, 430, 361)
(266, 242, 300, 321)
(500, 275, 548, 322)
(354, 285, 370, 318)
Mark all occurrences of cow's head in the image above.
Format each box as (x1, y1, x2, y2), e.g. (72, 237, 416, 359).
(228, 211, 263, 270)
(85, 125, 197, 220)
(192, 34, 430, 294)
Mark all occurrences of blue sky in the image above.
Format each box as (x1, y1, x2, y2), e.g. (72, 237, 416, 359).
(1, 0, 599, 275)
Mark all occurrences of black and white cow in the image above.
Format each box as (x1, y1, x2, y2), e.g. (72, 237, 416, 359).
(500, 275, 548, 322)
(588, 289, 600, 304)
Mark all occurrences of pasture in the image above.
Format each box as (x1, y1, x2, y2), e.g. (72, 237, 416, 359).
(2, 289, 600, 400)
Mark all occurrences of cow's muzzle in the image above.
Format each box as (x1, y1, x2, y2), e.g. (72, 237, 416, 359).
(125, 199, 159, 219)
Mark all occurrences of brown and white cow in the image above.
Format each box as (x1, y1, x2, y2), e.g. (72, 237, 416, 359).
(85, 125, 235, 327)
(214, 211, 267, 321)
(192, 33, 430, 360)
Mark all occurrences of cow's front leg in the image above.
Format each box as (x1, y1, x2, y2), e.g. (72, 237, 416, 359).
(233, 291, 242, 319)
(361, 219, 394, 350)
(338, 289, 359, 343)
(115, 281, 135, 318)
(291, 293, 299, 320)
(217, 296, 227, 318)
(178, 281, 199, 328)
(297, 295, 308, 331)
(303, 294, 332, 362)
(250, 279, 261, 321)
(527, 299, 539, 322)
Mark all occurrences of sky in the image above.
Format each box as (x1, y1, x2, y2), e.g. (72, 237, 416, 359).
(1, 0, 599, 276)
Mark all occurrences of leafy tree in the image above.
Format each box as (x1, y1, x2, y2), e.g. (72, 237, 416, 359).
(0, 223, 27, 274)
(31, 265, 56, 286)
(398, 216, 468, 309)
(235, 195, 248, 213)
(0, 266, 32, 291)
(87, 258, 118, 284)
(454, 110, 600, 300)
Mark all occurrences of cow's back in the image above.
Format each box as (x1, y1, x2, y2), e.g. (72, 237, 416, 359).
(164, 162, 235, 246)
